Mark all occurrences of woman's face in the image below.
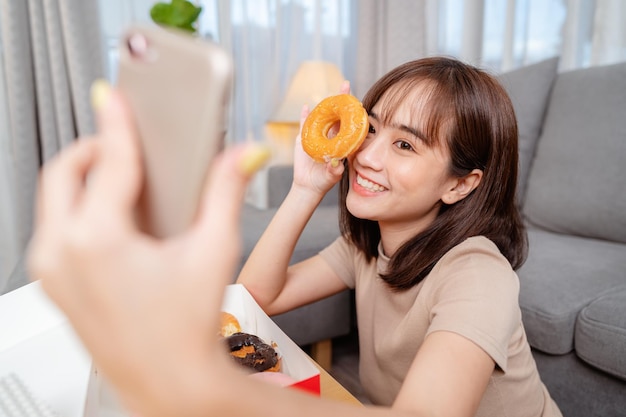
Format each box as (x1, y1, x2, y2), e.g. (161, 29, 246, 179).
(346, 92, 458, 234)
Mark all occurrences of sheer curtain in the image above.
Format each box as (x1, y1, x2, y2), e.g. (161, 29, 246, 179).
(199, 0, 358, 142)
(98, 0, 426, 143)
(352, 0, 427, 100)
(432, 0, 626, 73)
(0, 22, 16, 292)
(205, 0, 428, 141)
(202, 0, 625, 142)
(99, 0, 354, 143)
(589, 0, 626, 66)
(0, 0, 104, 293)
(96, 0, 626, 148)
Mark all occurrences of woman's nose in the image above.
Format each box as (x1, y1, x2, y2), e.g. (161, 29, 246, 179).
(355, 136, 385, 170)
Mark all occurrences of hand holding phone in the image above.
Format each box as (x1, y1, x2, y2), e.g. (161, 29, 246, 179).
(116, 25, 233, 238)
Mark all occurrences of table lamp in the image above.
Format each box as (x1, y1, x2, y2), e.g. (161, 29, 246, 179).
(265, 61, 345, 163)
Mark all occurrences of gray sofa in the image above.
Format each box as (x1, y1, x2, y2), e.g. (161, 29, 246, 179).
(500, 59, 626, 417)
(238, 58, 626, 415)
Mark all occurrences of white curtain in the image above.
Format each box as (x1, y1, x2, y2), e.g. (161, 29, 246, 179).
(205, 0, 358, 142)
(0, 0, 105, 293)
(0, 33, 16, 293)
(205, 0, 626, 143)
(433, 0, 626, 73)
(111, 0, 423, 142)
(352, 0, 427, 101)
(96, 0, 626, 147)
(590, 0, 626, 66)
(204, 0, 427, 141)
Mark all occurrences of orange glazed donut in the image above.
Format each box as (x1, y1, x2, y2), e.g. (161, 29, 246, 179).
(220, 312, 241, 337)
(301, 94, 368, 163)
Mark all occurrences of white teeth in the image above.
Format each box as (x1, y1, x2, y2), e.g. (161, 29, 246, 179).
(356, 175, 386, 192)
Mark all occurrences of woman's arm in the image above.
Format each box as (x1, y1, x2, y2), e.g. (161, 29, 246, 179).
(237, 84, 351, 314)
(236, 185, 347, 315)
(193, 360, 416, 417)
(394, 331, 495, 417)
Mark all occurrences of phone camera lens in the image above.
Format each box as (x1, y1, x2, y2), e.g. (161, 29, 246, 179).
(127, 33, 149, 59)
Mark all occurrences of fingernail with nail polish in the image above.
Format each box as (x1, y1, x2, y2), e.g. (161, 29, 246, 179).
(90, 79, 111, 111)
(239, 145, 272, 175)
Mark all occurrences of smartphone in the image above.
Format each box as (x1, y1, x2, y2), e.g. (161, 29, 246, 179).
(116, 25, 233, 238)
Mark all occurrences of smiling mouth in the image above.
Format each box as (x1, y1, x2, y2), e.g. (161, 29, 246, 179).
(356, 174, 387, 192)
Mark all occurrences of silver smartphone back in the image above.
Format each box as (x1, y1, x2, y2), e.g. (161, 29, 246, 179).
(117, 25, 233, 238)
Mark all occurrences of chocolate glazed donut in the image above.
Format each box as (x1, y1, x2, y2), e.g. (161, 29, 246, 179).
(226, 332, 280, 372)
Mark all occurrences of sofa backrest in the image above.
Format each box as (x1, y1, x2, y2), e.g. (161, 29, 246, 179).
(267, 165, 339, 208)
(498, 57, 559, 205)
(522, 61, 626, 243)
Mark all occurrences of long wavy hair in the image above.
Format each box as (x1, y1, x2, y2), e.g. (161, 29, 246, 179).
(339, 57, 527, 291)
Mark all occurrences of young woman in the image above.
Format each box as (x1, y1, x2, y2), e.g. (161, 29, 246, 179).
(238, 57, 562, 417)
(29, 58, 562, 417)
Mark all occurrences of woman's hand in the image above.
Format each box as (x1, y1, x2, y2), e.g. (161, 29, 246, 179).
(291, 81, 351, 199)
(27, 80, 270, 417)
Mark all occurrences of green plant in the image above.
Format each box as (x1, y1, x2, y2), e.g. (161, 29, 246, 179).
(150, 0, 202, 34)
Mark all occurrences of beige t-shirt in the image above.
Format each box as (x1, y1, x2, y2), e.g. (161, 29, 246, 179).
(320, 236, 562, 417)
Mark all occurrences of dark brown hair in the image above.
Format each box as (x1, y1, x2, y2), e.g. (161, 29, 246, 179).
(339, 57, 527, 291)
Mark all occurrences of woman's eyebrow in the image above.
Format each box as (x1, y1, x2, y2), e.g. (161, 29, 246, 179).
(398, 124, 426, 140)
(369, 112, 427, 140)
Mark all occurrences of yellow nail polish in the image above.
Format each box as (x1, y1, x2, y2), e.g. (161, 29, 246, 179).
(90, 79, 111, 111)
(331, 158, 340, 168)
(239, 144, 272, 175)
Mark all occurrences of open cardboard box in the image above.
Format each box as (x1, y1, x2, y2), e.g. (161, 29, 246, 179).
(222, 284, 320, 394)
(0, 282, 319, 416)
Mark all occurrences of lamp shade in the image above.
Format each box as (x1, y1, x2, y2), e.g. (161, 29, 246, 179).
(269, 61, 346, 123)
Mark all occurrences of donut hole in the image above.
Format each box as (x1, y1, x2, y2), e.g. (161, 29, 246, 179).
(327, 121, 341, 139)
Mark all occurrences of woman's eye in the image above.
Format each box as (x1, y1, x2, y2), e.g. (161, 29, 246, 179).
(368, 124, 376, 134)
(394, 140, 414, 151)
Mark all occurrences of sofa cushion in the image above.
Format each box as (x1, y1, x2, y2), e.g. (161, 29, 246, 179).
(532, 349, 626, 417)
(497, 57, 559, 204)
(523, 62, 626, 243)
(575, 289, 626, 381)
(518, 228, 626, 354)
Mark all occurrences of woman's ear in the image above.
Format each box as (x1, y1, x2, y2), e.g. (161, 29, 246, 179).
(441, 169, 483, 204)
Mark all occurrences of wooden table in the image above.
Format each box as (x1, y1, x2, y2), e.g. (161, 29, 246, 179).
(314, 362, 363, 406)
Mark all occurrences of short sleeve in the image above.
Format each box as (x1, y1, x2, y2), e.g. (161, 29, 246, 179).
(425, 237, 521, 372)
(319, 236, 358, 288)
